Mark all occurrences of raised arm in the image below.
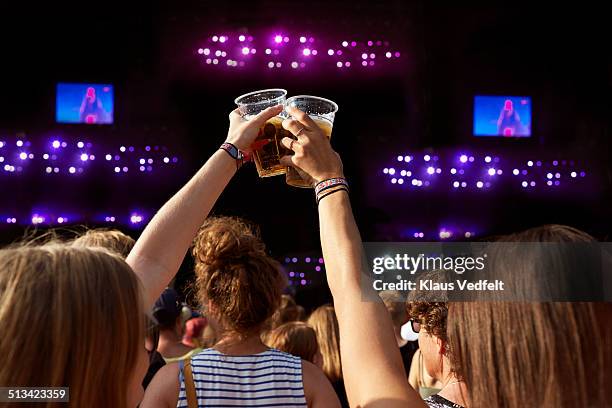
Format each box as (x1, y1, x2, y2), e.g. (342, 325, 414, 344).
(280, 106, 426, 408)
(127, 105, 283, 308)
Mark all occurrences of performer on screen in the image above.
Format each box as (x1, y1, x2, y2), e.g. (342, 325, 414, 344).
(497, 99, 523, 136)
(79, 86, 107, 124)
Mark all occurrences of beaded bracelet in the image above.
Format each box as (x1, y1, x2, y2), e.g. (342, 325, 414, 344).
(314, 177, 349, 196)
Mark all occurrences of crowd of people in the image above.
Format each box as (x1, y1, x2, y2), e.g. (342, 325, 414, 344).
(0, 104, 611, 407)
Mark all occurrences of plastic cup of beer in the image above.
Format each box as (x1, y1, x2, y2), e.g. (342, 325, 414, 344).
(234, 89, 290, 177)
(285, 95, 339, 188)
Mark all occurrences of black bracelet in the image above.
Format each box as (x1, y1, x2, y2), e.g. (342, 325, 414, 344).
(316, 182, 350, 197)
(316, 186, 349, 205)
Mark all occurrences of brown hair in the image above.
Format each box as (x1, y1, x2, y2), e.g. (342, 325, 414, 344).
(448, 225, 612, 407)
(307, 305, 342, 382)
(263, 322, 319, 363)
(73, 228, 135, 258)
(192, 217, 286, 336)
(406, 302, 448, 343)
(0, 243, 143, 408)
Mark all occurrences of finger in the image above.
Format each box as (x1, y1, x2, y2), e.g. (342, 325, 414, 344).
(249, 105, 284, 128)
(282, 118, 309, 137)
(279, 154, 298, 167)
(229, 108, 244, 122)
(280, 137, 303, 154)
(286, 105, 318, 128)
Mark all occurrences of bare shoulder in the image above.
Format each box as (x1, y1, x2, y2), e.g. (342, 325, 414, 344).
(302, 360, 341, 408)
(140, 362, 181, 408)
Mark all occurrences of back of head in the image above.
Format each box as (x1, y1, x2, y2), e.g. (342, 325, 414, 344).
(268, 294, 301, 330)
(379, 290, 408, 328)
(151, 287, 182, 331)
(0, 243, 143, 408)
(192, 216, 286, 337)
(448, 225, 612, 407)
(307, 305, 342, 382)
(73, 228, 135, 258)
(263, 322, 318, 363)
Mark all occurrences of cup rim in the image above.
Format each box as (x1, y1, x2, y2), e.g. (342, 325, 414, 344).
(286, 95, 339, 113)
(234, 88, 288, 106)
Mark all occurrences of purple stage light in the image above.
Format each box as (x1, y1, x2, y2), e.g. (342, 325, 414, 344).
(77, 141, 84, 148)
(52, 140, 60, 149)
(0, 141, 4, 148)
(351, 41, 357, 47)
(242, 47, 250, 55)
(219, 36, 227, 43)
(527, 160, 533, 167)
(461, 182, 467, 188)
(315, 266, 321, 272)
(342, 41, 348, 47)
(522, 181, 528, 188)
(424, 154, 431, 161)
(427, 166, 435, 175)
(289, 272, 295, 277)
(274, 35, 283, 43)
(80, 153, 88, 161)
(16, 140, 23, 147)
(57, 217, 67, 224)
(31, 214, 45, 225)
(386, 52, 392, 58)
(571, 171, 577, 178)
(292, 257, 298, 263)
(391, 178, 397, 184)
(19, 152, 27, 160)
(453, 181, 460, 188)
(300, 36, 306, 43)
(485, 156, 492, 163)
(239, 35, 246, 42)
(68, 167, 76, 174)
(303, 48, 311, 56)
(362, 61, 367, 66)
(476, 181, 484, 188)
(459, 155, 468, 163)
(327, 49, 334, 55)
(367, 40, 373, 46)
(488, 168, 496, 176)
(336, 61, 343, 68)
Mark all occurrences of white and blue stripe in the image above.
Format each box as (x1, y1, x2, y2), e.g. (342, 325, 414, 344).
(177, 348, 307, 407)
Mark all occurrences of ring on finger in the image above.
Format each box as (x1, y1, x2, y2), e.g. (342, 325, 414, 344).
(296, 127, 305, 137)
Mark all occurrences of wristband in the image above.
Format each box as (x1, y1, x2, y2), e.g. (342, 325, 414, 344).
(314, 177, 349, 196)
(220, 142, 248, 168)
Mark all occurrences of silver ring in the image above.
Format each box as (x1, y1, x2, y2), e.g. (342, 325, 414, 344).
(289, 139, 296, 150)
(296, 127, 305, 137)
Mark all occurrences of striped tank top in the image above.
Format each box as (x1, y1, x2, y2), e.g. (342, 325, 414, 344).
(177, 348, 307, 407)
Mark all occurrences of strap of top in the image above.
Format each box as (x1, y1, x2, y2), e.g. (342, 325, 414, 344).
(184, 359, 198, 408)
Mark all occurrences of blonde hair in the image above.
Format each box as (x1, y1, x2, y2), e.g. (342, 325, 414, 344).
(307, 305, 342, 382)
(449, 225, 612, 407)
(379, 290, 408, 327)
(0, 242, 143, 408)
(263, 322, 319, 363)
(72, 228, 135, 258)
(267, 294, 301, 330)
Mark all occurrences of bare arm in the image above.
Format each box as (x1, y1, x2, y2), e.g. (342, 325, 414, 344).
(140, 363, 180, 408)
(280, 106, 426, 408)
(127, 105, 283, 307)
(302, 360, 341, 408)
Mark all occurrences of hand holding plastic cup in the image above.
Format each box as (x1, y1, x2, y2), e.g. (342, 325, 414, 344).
(282, 96, 338, 187)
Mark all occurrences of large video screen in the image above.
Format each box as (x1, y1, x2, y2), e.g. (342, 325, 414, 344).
(56, 83, 114, 124)
(473, 95, 531, 137)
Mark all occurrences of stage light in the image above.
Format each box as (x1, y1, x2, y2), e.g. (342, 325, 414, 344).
(328, 49, 334, 55)
(57, 217, 66, 224)
(398, 178, 404, 184)
(342, 41, 348, 47)
(336, 50, 343, 55)
(459, 155, 468, 163)
(16, 140, 23, 147)
(386, 52, 392, 58)
(547, 180, 553, 186)
(219, 36, 227, 43)
(527, 160, 533, 167)
(488, 168, 496, 176)
(391, 178, 397, 184)
(536, 160, 542, 166)
(522, 181, 528, 188)
(461, 182, 467, 187)
(268, 61, 274, 68)
(404, 156, 411, 162)
(395, 51, 401, 57)
(383, 168, 388, 174)
(450, 168, 457, 174)
(114, 167, 120, 173)
(274, 35, 283, 43)
(580, 171, 586, 177)
(424, 154, 431, 161)
(485, 156, 492, 163)
(80, 153, 88, 161)
(453, 181, 460, 188)
(315, 266, 321, 272)
(553, 160, 558, 166)
(547, 173, 553, 179)
(61, 142, 67, 148)
(52, 140, 60, 149)
(397, 155, 404, 162)
(0, 141, 3, 148)
(130, 213, 143, 224)
(300, 36, 306, 43)
(242, 47, 250, 55)
(427, 166, 435, 175)
(303, 48, 311, 56)
(476, 181, 484, 188)
(370, 53, 375, 59)
(120, 146, 126, 152)
(45, 167, 52, 173)
(336, 61, 343, 68)
(571, 171, 577, 178)
(31, 214, 45, 225)
(512, 169, 519, 176)
(362, 53, 368, 59)
(388, 168, 395, 175)
(367, 40, 373, 46)
(465, 232, 472, 238)
(400, 170, 406, 176)
(19, 152, 27, 160)
(239, 35, 246, 42)
(530, 181, 536, 187)
(362, 61, 367, 66)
